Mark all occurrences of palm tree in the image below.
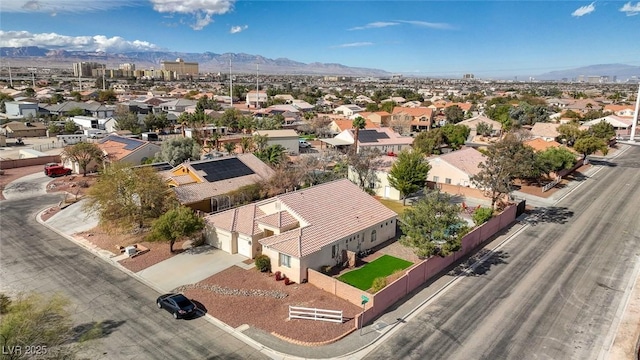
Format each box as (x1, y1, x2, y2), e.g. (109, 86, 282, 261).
(256, 144, 286, 166)
(352, 116, 366, 153)
(208, 132, 221, 152)
(253, 133, 269, 151)
(223, 141, 236, 155)
(240, 136, 253, 153)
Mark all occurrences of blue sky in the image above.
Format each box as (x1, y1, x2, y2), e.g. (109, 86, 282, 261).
(1, 0, 639, 78)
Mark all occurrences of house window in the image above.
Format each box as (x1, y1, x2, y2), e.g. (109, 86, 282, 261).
(371, 230, 377, 242)
(279, 253, 291, 268)
(369, 181, 375, 189)
(433, 176, 439, 183)
(332, 244, 337, 258)
(445, 178, 452, 184)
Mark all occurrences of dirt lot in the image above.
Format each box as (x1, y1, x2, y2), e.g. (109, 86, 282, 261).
(181, 266, 361, 345)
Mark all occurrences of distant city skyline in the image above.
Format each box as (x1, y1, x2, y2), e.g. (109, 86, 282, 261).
(1, 0, 639, 78)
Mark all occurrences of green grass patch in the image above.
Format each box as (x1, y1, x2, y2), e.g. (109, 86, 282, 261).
(338, 255, 413, 291)
(377, 198, 409, 215)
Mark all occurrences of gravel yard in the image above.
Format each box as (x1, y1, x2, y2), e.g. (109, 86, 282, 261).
(182, 266, 361, 345)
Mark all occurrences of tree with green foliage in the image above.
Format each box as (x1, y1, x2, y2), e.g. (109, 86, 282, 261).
(0, 292, 96, 359)
(476, 121, 493, 137)
(573, 136, 608, 159)
(0, 93, 15, 113)
(114, 108, 141, 135)
(472, 207, 494, 226)
(471, 133, 535, 210)
(70, 91, 82, 101)
(412, 129, 444, 155)
(64, 120, 79, 134)
(218, 108, 241, 131)
(48, 123, 61, 135)
(148, 206, 204, 253)
(61, 142, 104, 176)
(380, 101, 396, 114)
(365, 103, 379, 112)
(255, 144, 287, 167)
(155, 137, 201, 166)
(444, 105, 465, 124)
(239, 136, 253, 153)
(485, 104, 514, 130)
(253, 133, 269, 151)
(535, 147, 577, 177)
(49, 93, 64, 104)
(66, 107, 85, 116)
(587, 120, 615, 140)
(223, 141, 236, 155)
(85, 163, 174, 231)
(399, 190, 470, 258)
(557, 122, 583, 145)
(441, 124, 470, 150)
(387, 150, 431, 205)
(98, 90, 117, 103)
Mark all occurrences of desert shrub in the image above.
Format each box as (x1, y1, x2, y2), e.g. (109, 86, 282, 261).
(255, 254, 271, 272)
(284, 277, 293, 285)
(472, 207, 494, 226)
(371, 277, 387, 293)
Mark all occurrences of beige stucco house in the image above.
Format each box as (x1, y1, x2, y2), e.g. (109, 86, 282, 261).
(204, 179, 398, 283)
(253, 129, 301, 155)
(427, 147, 485, 188)
(347, 155, 402, 200)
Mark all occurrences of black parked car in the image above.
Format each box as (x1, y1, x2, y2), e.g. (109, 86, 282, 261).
(156, 293, 197, 319)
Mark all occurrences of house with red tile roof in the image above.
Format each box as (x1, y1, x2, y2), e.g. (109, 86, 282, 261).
(352, 111, 391, 125)
(328, 118, 379, 134)
(204, 179, 398, 283)
(529, 122, 561, 141)
(603, 104, 635, 117)
(523, 138, 574, 153)
(160, 153, 275, 213)
(427, 148, 485, 188)
(391, 106, 434, 131)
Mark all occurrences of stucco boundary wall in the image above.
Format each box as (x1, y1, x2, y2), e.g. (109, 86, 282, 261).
(0, 155, 61, 170)
(307, 204, 519, 328)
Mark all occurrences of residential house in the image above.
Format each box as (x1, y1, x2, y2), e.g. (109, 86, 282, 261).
(529, 122, 561, 141)
(274, 94, 295, 103)
(204, 179, 398, 283)
(582, 115, 633, 137)
(328, 118, 379, 135)
(0, 121, 47, 138)
(159, 99, 197, 113)
(291, 99, 314, 112)
(253, 129, 300, 155)
(402, 101, 423, 108)
(391, 106, 434, 132)
(333, 104, 364, 117)
(458, 115, 503, 137)
(353, 111, 391, 126)
(348, 155, 401, 200)
(246, 90, 268, 108)
(70, 116, 113, 131)
(4, 101, 39, 118)
(322, 127, 413, 154)
(524, 138, 571, 153)
(603, 104, 636, 117)
(427, 147, 485, 188)
(354, 95, 374, 105)
(381, 96, 406, 104)
(162, 153, 275, 213)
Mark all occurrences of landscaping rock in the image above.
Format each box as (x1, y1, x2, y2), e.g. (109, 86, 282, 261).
(182, 240, 195, 250)
(174, 283, 288, 299)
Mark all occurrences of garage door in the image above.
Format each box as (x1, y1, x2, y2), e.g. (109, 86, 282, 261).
(238, 237, 252, 258)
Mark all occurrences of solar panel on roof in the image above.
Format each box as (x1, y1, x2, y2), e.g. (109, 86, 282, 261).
(190, 157, 255, 183)
(103, 136, 145, 150)
(358, 129, 389, 143)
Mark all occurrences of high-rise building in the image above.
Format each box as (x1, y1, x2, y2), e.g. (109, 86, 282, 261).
(160, 58, 199, 76)
(73, 62, 104, 77)
(119, 63, 135, 71)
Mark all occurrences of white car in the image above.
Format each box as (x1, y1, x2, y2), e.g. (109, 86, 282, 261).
(299, 140, 311, 148)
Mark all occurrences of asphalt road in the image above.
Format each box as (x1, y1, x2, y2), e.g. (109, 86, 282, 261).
(367, 146, 640, 360)
(0, 194, 268, 360)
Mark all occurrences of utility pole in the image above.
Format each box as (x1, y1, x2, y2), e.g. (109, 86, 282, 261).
(229, 59, 233, 107)
(102, 64, 106, 91)
(256, 63, 259, 109)
(630, 84, 640, 142)
(8, 62, 13, 88)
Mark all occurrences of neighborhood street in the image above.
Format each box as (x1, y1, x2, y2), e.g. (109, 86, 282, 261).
(367, 146, 640, 360)
(0, 194, 268, 360)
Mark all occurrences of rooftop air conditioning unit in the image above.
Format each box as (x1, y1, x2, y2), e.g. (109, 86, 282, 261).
(124, 246, 137, 257)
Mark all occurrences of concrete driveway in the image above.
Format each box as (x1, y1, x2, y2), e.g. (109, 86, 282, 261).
(45, 198, 99, 235)
(135, 246, 249, 292)
(2, 171, 52, 200)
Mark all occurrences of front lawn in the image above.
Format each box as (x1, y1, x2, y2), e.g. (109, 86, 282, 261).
(338, 254, 413, 291)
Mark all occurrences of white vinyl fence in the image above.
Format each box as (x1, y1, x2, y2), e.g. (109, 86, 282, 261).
(288, 306, 343, 323)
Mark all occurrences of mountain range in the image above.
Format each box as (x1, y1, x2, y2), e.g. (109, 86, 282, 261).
(1, 47, 639, 80)
(0, 46, 391, 77)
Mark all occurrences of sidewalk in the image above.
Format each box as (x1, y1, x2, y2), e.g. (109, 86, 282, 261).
(28, 143, 639, 359)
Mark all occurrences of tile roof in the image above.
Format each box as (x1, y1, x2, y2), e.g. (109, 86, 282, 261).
(331, 119, 379, 132)
(523, 138, 567, 152)
(391, 106, 433, 117)
(458, 115, 503, 130)
(97, 135, 155, 161)
(253, 129, 299, 138)
(529, 122, 560, 138)
(434, 148, 485, 176)
(206, 179, 397, 258)
(582, 115, 633, 128)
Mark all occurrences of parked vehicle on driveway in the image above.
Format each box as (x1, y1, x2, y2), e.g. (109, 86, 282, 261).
(156, 293, 197, 319)
(44, 164, 72, 177)
(299, 139, 311, 148)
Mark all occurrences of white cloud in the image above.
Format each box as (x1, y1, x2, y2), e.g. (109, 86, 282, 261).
(0, 30, 162, 52)
(332, 42, 374, 48)
(396, 20, 454, 30)
(230, 25, 248, 34)
(1, 0, 128, 13)
(620, 2, 640, 16)
(150, 0, 235, 30)
(572, 2, 596, 17)
(349, 22, 399, 31)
